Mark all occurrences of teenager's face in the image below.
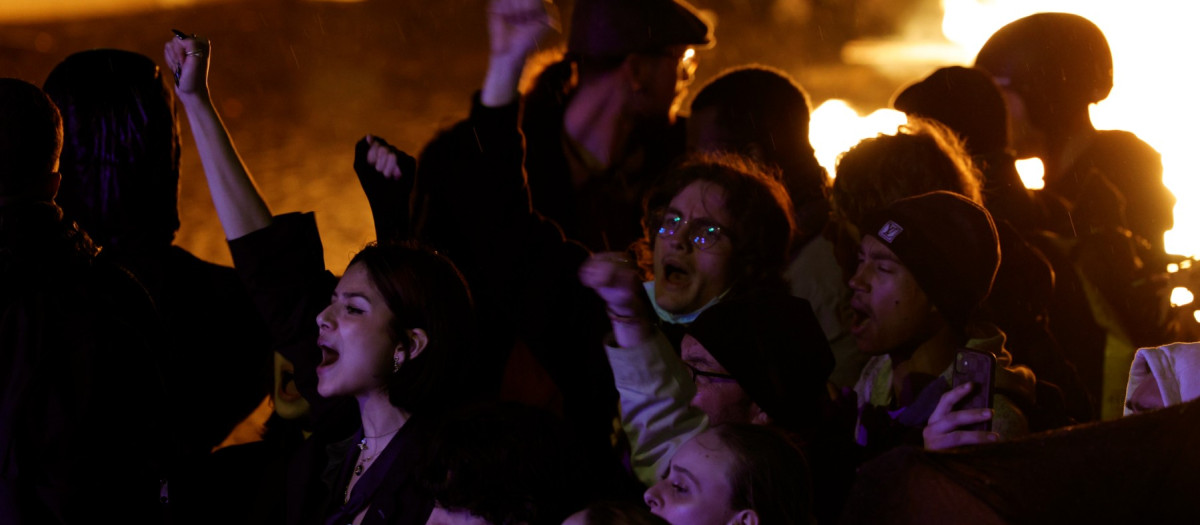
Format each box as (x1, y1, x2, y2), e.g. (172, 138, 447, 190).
(315, 262, 399, 399)
(644, 429, 742, 525)
(847, 235, 939, 356)
(653, 180, 735, 315)
(681, 335, 757, 426)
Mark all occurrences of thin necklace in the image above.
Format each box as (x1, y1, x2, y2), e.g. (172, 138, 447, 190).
(344, 425, 404, 503)
(352, 425, 403, 476)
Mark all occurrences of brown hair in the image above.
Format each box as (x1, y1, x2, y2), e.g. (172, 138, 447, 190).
(639, 152, 795, 291)
(349, 242, 479, 415)
(831, 118, 982, 231)
(713, 424, 814, 525)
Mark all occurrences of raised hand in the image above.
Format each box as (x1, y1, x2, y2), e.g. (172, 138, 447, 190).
(482, 0, 560, 107)
(579, 252, 648, 321)
(487, 0, 560, 60)
(353, 135, 416, 242)
(164, 30, 211, 99)
(923, 382, 999, 450)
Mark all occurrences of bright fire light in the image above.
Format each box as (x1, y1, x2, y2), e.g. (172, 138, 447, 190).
(1171, 286, 1195, 308)
(818, 0, 1200, 257)
(810, 100, 906, 176)
(939, 0, 1200, 257)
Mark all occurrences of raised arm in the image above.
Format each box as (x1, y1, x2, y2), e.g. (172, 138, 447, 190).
(481, 0, 560, 107)
(580, 253, 709, 485)
(165, 33, 271, 240)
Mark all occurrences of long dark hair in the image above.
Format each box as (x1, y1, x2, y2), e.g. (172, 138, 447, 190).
(43, 49, 181, 250)
(348, 242, 479, 415)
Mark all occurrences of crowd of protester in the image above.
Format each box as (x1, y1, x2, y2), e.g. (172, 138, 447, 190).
(3, 0, 1199, 523)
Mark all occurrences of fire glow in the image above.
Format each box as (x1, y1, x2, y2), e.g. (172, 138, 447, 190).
(810, 0, 1198, 257)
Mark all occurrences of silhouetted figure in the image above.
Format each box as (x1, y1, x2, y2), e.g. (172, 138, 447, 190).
(978, 14, 1176, 413)
(418, 0, 713, 253)
(892, 66, 1036, 232)
(686, 65, 859, 389)
(0, 78, 169, 524)
(43, 49, 272, 466)
(976, 13, 1173, 259)
(893, 66, 1094, 425)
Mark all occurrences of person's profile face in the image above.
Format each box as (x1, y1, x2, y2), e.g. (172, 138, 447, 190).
(847, 235, 939, 356)
(652, 180, 735, 315)
(643, 429, 741, 525)
(314, 262, 400, 399)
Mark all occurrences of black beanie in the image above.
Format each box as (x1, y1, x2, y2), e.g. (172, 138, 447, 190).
(687, 289, 834, 434)
(860, 191, 1000, 329)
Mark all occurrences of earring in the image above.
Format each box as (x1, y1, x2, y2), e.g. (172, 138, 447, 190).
(393, 353, 401, 373)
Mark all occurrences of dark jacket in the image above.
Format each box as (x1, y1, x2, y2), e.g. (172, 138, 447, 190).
(513, 61, 687, 253)
(415, 94, 627, 492)
(228, 213, 433, 525)
(0, 201, 170, 524)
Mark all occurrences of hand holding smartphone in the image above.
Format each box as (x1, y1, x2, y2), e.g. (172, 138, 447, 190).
(950, 348, 996, 432)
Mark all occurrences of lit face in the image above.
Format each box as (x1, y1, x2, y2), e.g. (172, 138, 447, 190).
(425, 505, 492, 525)
(315, 262, 400, 399)
(847, 235, 941, 356)
(653, 180, 735, 315)
(681, 335, 757, 426)
(644, 429, 741, 525)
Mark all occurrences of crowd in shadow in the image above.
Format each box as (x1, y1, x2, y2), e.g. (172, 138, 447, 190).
(2, 1, 1197, 524)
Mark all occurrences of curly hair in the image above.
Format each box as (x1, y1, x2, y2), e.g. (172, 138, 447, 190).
(831, 118, 982, 231)
(638, 152, 795, 291)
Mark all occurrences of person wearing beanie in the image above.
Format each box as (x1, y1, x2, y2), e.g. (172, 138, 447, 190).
(848, 191, 1036, 457)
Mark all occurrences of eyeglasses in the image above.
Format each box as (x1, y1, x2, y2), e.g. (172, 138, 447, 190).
(685, 362, 738, 384)
(657, 212, 727, 250)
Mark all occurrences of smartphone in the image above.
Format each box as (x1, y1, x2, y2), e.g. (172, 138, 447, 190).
(950, 348, 996, 431)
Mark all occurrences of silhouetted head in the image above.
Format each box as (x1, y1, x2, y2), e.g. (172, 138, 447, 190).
(689, 65, 815, 163)
(0, 78, 63, 204)
(43, 49, 181, 249)
(975, 13, 1112, 132)
(423, 403, 593, 525)
(688, 65, 829, 236)
(831, 119, 982, 234)
(892, 66, 1009, 157)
